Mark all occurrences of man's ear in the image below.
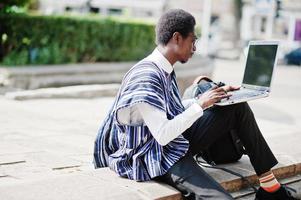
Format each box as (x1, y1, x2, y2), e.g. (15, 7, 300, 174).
(172, 32, 182, 44)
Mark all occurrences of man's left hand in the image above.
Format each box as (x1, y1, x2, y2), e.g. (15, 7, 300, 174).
(221, 85, 240, 92)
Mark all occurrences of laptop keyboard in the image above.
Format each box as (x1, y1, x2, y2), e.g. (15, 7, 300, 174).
(226, 90, 264, 101)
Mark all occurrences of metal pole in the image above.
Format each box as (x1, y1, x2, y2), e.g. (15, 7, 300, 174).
(199, 0, 211, 56)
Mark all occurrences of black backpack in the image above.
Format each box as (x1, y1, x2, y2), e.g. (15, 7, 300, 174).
(182, 76, 246, 165)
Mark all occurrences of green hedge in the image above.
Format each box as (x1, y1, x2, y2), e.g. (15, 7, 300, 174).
(0, 14, 156, 66)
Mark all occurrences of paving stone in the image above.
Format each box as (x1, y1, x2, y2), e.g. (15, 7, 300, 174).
(0, 169, 181, 200)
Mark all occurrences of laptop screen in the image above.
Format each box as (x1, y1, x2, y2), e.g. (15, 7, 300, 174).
(243, 44, 278, 87)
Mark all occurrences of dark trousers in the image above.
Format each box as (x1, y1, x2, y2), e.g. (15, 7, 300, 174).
(154, 103, 278, 200)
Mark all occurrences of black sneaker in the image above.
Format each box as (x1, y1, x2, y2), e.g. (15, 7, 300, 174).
(255, 185, 300, 200)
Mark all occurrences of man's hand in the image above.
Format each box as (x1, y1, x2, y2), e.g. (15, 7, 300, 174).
(221, 85, 240, 92)
(196, 86, 232, 109)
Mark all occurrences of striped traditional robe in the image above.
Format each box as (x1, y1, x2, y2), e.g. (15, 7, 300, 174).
(94, 61, 189, 181)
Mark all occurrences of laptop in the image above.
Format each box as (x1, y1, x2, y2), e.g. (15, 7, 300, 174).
(215, 40, 279, 106)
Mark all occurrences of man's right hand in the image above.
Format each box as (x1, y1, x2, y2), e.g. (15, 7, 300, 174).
(196, 87, 232, 109)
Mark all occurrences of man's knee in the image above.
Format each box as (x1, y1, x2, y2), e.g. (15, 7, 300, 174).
(232, 102, 254, 117)
(232, 102, 248, 110)
(211, 102, 251, 116)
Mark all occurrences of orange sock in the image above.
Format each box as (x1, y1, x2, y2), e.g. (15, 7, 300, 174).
(259, 173, 281, 193)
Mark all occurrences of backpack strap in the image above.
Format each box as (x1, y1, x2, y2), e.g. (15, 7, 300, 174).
(195, 156, 258, 194)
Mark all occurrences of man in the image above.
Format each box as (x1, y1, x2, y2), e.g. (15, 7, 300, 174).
(94, 9, 299, 199)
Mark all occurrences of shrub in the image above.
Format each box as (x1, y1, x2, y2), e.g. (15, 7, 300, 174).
(0, 14, 156, 66)
(0, 0, 31, 14)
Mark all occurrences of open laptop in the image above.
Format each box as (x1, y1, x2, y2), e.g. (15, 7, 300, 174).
(215, 40, 279, 106)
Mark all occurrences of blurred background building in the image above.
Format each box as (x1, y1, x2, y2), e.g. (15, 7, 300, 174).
(241, 0, 301, 62)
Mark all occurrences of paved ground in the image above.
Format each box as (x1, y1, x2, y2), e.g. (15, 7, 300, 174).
(0, 58, 301, 199)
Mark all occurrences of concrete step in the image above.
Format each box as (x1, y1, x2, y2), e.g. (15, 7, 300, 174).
(231, 175, 301, 199)
(0, 155, 300, 200)
(0, 56, 214, 95)
(0, 161, 300, 200)
(0, 62, 133, 89)
(4, 84, 120, 100)
(201, 155, 301, 192)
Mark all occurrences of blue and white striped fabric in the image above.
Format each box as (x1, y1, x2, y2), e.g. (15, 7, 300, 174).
(94, 61, 189, 181)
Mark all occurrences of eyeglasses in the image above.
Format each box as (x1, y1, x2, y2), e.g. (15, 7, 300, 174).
(192, 35, 199, 46)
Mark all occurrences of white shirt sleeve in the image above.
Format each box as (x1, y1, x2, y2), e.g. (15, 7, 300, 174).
(116, 101, 203, 146)
(137, 102, 203, 146)
(182, 98, 197, 109)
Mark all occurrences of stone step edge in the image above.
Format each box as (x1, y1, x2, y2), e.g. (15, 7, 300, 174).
(0, 62, 135, 76)
(0, 56, 211, 77)
(4, 84, 120, 100)
(0, 61, 213, 90)
(221, 162, 301, 192)
(230, 175, 301, 199)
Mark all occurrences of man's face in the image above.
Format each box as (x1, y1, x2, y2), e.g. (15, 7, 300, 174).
(178, 32, 197, 64)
